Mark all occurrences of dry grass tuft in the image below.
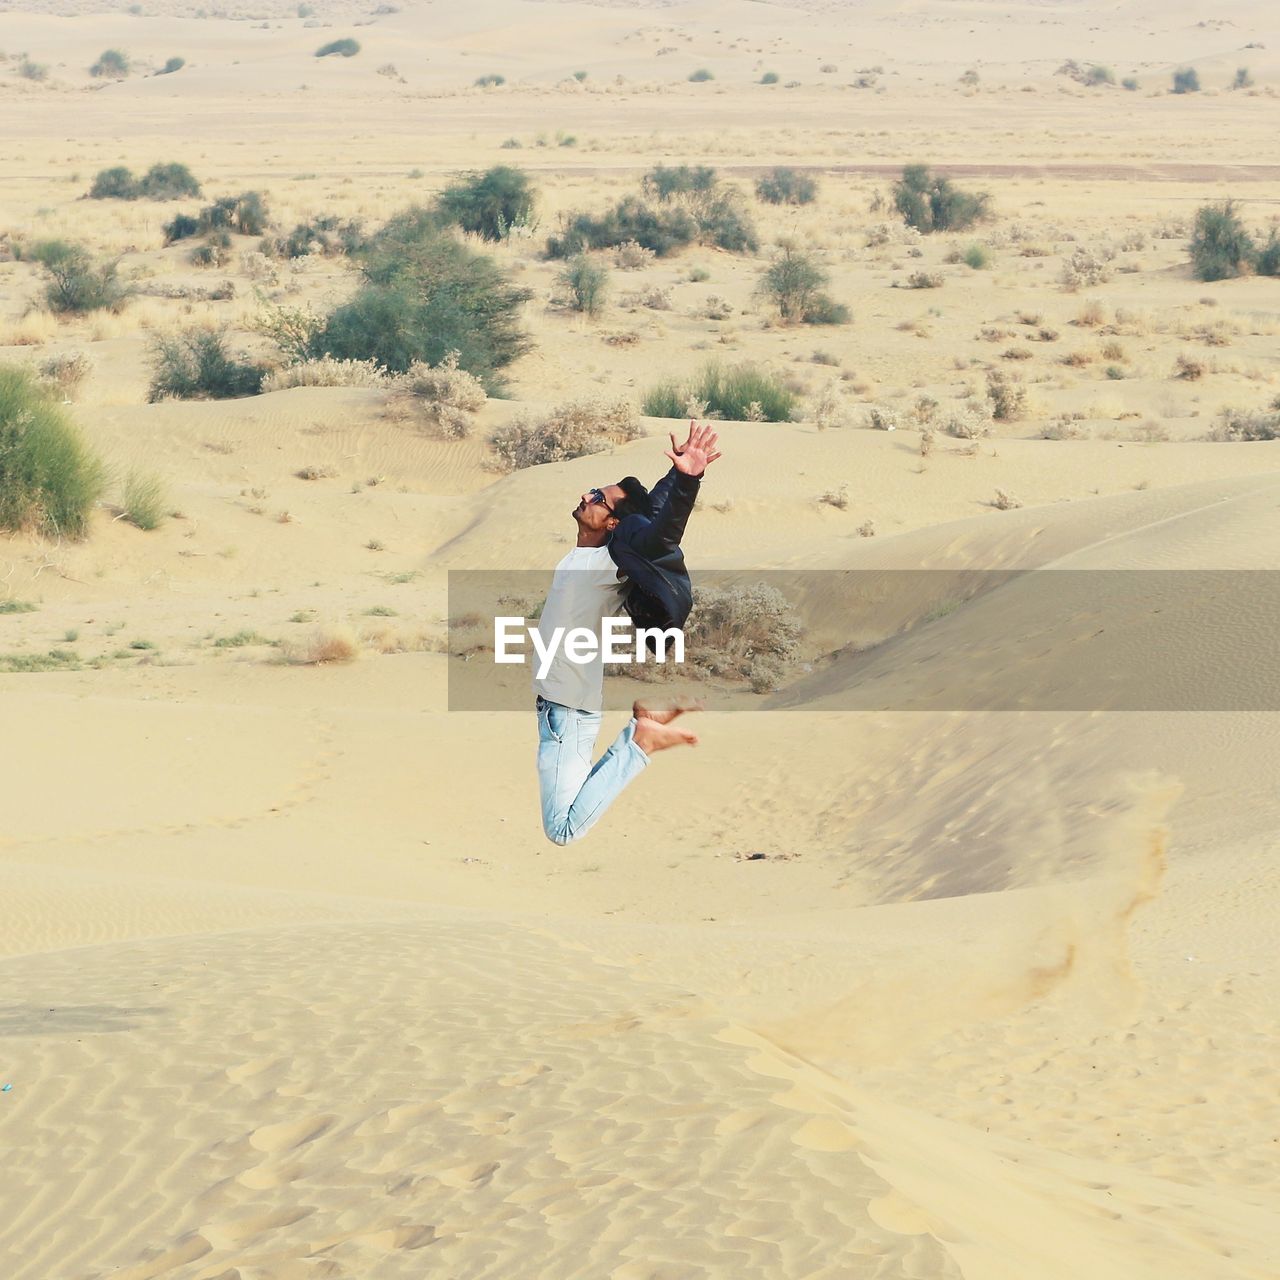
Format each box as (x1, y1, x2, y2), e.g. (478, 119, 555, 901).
(283, 625, 359, 665)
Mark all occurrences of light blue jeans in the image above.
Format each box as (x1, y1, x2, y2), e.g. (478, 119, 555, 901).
(535, 695, 649, 845)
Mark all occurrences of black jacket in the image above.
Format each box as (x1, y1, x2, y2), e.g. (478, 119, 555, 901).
(607, 466, 701, 639)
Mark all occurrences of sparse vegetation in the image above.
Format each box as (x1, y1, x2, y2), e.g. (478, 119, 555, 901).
(962, 243, 990, 269)
(260, 214, 364, 258)
(157, 56, 185, 75)
(556, 254, 609, 317)
(261, 357, 387, 391)
(1189, 201, 1254, 281)
(436, 166, 537, 243)
(639, 165, 758, 252)
(1172, 66, 1201, 94)
(315, 38, 360, 57)
(283, 626, 359, 664)
(642, 361, 796, 422)
(163, 191, 269, 241)
(474, 73, 505, 88)
(1121, 76, 1139, 91)
(0, 365, 105, 538)
(1206, 405, 1280, 441)
(391, 351, 487, 439)
(892, 164, 990, 233)
(986, 369, 1026, 421)
(688, 68, 714, 82)
(682, 582, 802, 693)
(90, 49, 131, 79)
(148, 329, 267, 401)
(17, 57, 49, 81)
(488, 398, 642, 471)
(32, 240, 129, 314)
(308, 211, 533, 387)
(547, 196, 698, 259)
(90, 162, 201, 201)
(119, 468, 169, 530)
(755, 167, 817, 206)
(757, 242, 848, 324)
(760, 71, 779, 85)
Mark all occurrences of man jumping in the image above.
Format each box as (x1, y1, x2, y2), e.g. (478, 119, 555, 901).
(533, 422, 721, 845)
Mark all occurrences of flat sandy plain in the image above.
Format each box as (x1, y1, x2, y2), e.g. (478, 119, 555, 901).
(2, 1, 1279, 1277)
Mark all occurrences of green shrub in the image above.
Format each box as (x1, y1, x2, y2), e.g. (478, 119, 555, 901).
(557, 254, 608, 317)
(148, 329, 266, 401)
(157, 56, 185, 75)
(90, 49, 130, 79)
(489, 399, 641, 471)
(1085, 64, 1114, 86)
(31, 240, 128, 314)
(310, 216, 532, 387)
(436, 166, 537, 242)
(18, 56, 49, 81)
(163, 191, 269, 242)
(893, 163, 990, 233)
(1172, 66, 1200, 94)
(0, 366, 105, 538)
(760, 71, 779, 85)
(1189, 201, 1254, 281)
(119, 468, 168, 530)
(758, 242, 846, 324)
(643, 164, 718, 202)
(261, 214, 364, 258)
(547, 196, 698, 259)
(1255, 229, 1280, 277)
(316, 38, 360, 57)
(688, 68, 714, 82)
(963, 243, 990, 269)
(474, 73, 505, 87)
(1233, 67, 1253, 91)
(637, 165, 757, 252)
(642, 361, 796, 422)
(755, 167, 817, 205)
(89, 166, 138, 199)
(1121, 76, 1139, 91)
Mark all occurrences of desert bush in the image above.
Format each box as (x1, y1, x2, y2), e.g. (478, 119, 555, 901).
(757, 242, 847, 324)
(893, 164, 989, 233)
(755, 167, 817, 206)
(547, 197, 698, 259)
(638, 166, 758, 252)
(119, 468, 168, 530)
(688, 68, 714, 82)
(163, 191, 269, 242)
(31, 240, 128, 314)
(260, 356, 388, 392)
(0, 366, 105, 538)
(1174, 352, 1205, 380)
(1255, 230, 1280, 277)
(760, 71, 779, 84)
(488, 398, 642, 471)
(1189, 201, 1254, 281)
(88, 166, 136, 199)
(283, 625, 359, 664)
(990, 489, 1022, 510)
(557, 254, 608, 317)
(986, 369, 1026, 420)
(310, 216, 532, 386)
(148, 329, 266, 401)
(904, 271, 943, 288)
(612, 240, 655, 270)
(251, 300, 325, 364)
(818, 482, 849, 509)
(157, 56, 185, 75)
(1059, 245, 1114, 290)
(90, 49, 130, 79)
(644, 165, 717, 203)
(939, 402, 993, 438)
(642, 361, 796, 422)
(1233, 67, 1254, 91)
(963, 243, 990, 269)
(37, 351, 93, 398)
(1085, 64, 1114, 86)
(1122, 76, 1139, 91)
(316, 38, 360, 57)
(474, 73, 505, 87)
(682, 582, 802, 692)
(90, 162, 200, 200)
(436, 166, 537, 243)
(261, 214, 364, 258)
(1172, 66, 1200, 94)
(17, 56, 49, 81)
(1206, 406, 1280, 441)
(390, 351, 486, 439)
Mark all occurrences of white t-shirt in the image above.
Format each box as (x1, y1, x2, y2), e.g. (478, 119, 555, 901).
(532, 544, 627, 712)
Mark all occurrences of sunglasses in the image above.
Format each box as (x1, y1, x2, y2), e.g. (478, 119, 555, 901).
(587, 487, 616, 514)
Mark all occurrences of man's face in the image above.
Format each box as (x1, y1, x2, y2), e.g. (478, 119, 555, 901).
(573, 483, 626, 532)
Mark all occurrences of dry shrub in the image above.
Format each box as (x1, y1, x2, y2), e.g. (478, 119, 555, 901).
(284, 625, 359, 665)
(613, 239, 656, 270)
(37, 351, 93, 399)
(1058, 245, 1114, 291)
(683, 582, 803, 693)
(990, 489, 1022, 510)
(1174, 352, 1205, 380)
(818, 482, 850, 509)
(262, 357, 389, 392)
(940, 401, 993, 438)
(489, 398, 642, 471)
(1073, 299, 1107, 327)
(986, 370, 1026, 421)
(1040, 417, 1090, 440)
(390, 351, 486, 439)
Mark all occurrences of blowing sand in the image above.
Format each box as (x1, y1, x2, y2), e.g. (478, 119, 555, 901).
(2, 1, 1279, 1277)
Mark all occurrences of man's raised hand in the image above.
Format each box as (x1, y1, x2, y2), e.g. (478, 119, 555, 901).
(666, 420, 722, 477)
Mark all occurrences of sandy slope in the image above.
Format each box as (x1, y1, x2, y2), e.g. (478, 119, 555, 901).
(3, 1, 1280, 1277)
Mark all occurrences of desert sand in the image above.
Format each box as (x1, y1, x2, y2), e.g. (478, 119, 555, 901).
(2, 1, 1279, 1277)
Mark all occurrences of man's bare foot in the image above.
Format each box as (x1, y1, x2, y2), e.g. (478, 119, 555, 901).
(632, 696, 705, 725)
(632, 715, 698, 755)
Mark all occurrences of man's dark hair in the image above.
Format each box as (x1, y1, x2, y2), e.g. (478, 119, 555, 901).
(612, 475, 651, 521)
